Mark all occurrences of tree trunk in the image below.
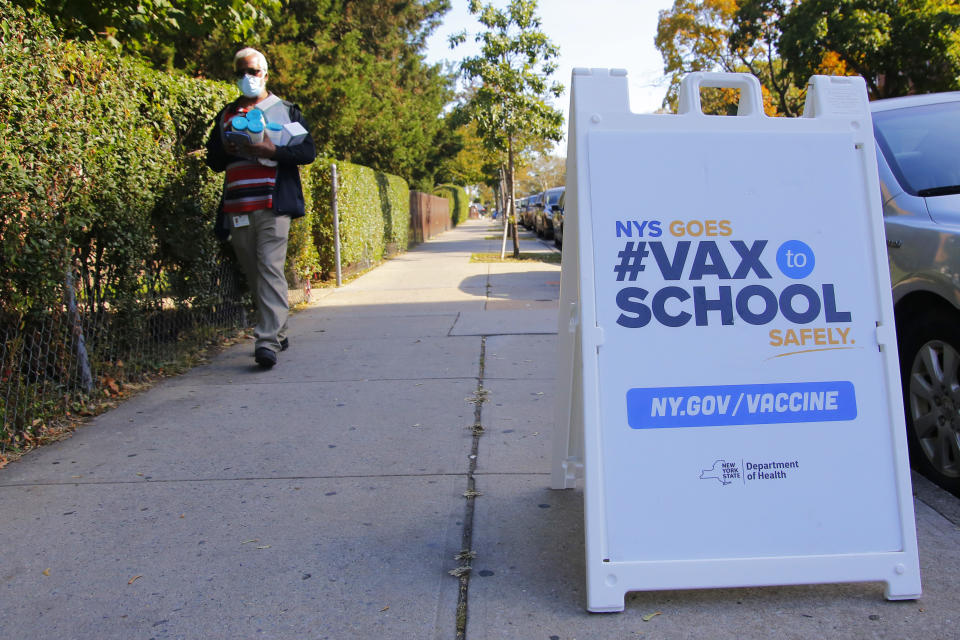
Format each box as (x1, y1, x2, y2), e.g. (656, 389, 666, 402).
(508, 136, 520, 258)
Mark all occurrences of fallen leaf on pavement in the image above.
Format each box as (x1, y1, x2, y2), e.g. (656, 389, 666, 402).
(380, 606, 390, 612)
(128, 575, 143, 585)
(41, 569, 50, 576)
(642, 612, 662, 622)
(241, 539, 259, 545)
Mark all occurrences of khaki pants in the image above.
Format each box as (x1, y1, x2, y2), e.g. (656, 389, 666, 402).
(229, 209, 290, 353)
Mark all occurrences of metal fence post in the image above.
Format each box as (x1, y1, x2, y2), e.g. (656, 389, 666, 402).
(64, 268, 93, 394)
(331, 163, 343, 287)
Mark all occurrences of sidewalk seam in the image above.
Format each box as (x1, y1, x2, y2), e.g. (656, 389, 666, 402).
(0, 472, 473, 489)
(455, 336, 485, 640)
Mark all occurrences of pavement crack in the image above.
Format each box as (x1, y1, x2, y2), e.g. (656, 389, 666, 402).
(455, 336, 486, 640)
(0, 472, 467, 489)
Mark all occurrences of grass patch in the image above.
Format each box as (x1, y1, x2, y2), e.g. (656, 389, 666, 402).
(470, 252, 561, 264)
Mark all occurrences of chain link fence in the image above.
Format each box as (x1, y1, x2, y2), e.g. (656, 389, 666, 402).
(1, 261, 311, 456)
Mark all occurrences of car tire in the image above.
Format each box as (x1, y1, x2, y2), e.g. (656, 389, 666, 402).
(897, 310, 960, 494)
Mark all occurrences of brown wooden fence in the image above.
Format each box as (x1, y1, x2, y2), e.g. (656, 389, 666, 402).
(409, 191, 451, 245)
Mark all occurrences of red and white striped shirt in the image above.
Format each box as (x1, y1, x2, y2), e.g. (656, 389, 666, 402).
(221, 105, 277, 213)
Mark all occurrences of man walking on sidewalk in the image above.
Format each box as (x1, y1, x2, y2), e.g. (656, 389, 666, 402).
(205, 47, 316, 368)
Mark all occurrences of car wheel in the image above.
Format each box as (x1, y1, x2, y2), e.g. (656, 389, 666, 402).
(898, 311, 960, 494)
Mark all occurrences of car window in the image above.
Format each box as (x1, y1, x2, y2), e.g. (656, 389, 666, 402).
(873, 101, 960, 196)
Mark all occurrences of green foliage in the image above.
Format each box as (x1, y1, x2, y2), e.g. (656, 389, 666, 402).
(285, 168, 322, 286)
(380, 172, 411, 253)
(778, 0, 960, 98)
(433, 97, 508, 189)
(263, 0, 455, 189)
(310, 161, 410, 277)
(434, 184, 470, 227)
(15, 0, 280, 70)
(452, 0, 564, 256)
(21, 0, 462, 188)
(454, 0, 564, 152)
(0, 1, 236, 316)
(0, 1, 257, 450)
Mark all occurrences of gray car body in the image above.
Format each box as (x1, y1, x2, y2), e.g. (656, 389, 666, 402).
(875, 92, 960, 314)
(873, 91, 960, 492)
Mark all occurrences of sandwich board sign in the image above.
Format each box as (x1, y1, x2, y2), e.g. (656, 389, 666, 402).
(551, 70, 921, 612)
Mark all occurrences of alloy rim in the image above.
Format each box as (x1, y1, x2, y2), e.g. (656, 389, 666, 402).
(909, 339, 960, 478)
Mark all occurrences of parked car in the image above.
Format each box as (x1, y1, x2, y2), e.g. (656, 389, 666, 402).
(522, 192, 543, 229)
(552, 189, 565, 248)
(513, 196, 528, 225)
(535, 186, 565, 239)
(873, 91, 960, 494)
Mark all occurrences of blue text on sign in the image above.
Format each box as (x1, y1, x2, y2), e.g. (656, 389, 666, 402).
(625, 381, 857, 429)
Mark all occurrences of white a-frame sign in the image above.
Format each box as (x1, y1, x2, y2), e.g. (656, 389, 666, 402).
(552, 70, 921, 612)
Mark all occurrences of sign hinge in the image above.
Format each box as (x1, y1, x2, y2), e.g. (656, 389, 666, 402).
(593, 325, 605, 348)
(875, 322, 896, 350)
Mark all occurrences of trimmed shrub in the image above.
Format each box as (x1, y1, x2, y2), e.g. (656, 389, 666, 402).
(0, 2, 241, 449)
(309, 160, 410, 278)
(0, 0, 235, 316)
(379, 171, 410, 255)
(0, 1, 318, 311)
(285, 166, 322, 288)
(433, 184, 469, 226)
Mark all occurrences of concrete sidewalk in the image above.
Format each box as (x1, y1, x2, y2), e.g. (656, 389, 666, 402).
(2, 219, 959, 640)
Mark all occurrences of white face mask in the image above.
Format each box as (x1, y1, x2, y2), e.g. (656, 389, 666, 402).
(238, 73, 265, 98)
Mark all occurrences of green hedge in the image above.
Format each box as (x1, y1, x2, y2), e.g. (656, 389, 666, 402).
(0, 2, 416, 452)
(0, 0, 235, 315)
(309, 161, 410, 277)
(285, 167, 322, 287)
(0, 1, 247, 449)
(433, 184, 470, 226)
(0, 0, 415, 308)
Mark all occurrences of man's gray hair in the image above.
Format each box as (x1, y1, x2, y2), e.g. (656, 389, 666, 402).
(234, 47, 268, 72)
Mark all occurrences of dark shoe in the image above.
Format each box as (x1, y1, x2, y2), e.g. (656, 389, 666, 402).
(280, 337, 289, 352)
(255, 347, 277, 368)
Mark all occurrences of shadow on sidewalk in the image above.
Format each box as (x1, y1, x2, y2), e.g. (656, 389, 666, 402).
(458, 272, 561, 302)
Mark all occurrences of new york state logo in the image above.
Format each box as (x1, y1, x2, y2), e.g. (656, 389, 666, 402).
(700, 459, 742, 485)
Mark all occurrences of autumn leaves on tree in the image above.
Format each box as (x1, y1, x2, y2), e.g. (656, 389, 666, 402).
(656, 0, 960, 116)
